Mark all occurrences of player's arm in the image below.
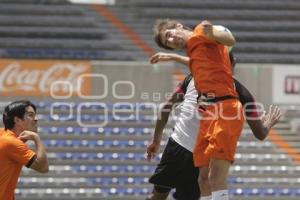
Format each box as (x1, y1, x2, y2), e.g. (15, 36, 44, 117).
(146, 88, 184, 161)
(150, 51, 236, 71)
(18, 131, 49, 173)
(247, 105, 282, 140)
(201, 20, 236, 46)
(150, 52, 189, 65)
(234, 79, 282, 140)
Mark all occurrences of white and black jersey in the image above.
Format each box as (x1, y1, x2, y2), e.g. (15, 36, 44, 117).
(171, 74, 200, 152)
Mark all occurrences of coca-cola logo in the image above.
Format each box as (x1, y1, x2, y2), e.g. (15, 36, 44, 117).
(0, 62, 89, 93)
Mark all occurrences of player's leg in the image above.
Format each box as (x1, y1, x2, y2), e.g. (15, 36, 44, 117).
(194, 117, 212, 199)
(176, 175, 200, 200)
(208, 159, 231, 200)
(198, 166, 211, 199)
(174, 153, 200, 200)
(175, 181, 200, 200)
(206, 100, 244, 200)
(149, 137, 187, 199)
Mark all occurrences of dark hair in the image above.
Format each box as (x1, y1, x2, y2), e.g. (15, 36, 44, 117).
(153, 18, 191, 50)
(3, 100, 36, 130)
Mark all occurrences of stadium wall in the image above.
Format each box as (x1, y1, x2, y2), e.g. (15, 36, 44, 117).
(235, 64, 300, 107)
(0, 59, 174, 103)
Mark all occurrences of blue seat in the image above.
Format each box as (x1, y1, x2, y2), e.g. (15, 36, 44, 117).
(264, 188, 276, 196)
(79, 103, 107, 110)
(87, 177, 112, 186)
(49, 114, 76, 121)
(249, 188, 261, 196)
(40, 126, 154, 136)
(108, 187, 119, 195)
(141, 166, 153, 173)
(295, 189, 300, 196)
(51, 102, 75, 111)
(139, 188, 151, 195)
(109, 153, 120, 160)
(125, 188, 135, 195)
(232, 188, 244, 196)
(279, 188, 292, 196)
(111, 128, 121, 134)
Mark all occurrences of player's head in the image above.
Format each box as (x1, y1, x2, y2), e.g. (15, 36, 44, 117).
(3, 100, 37, 132)
(153, 18, 191, 50)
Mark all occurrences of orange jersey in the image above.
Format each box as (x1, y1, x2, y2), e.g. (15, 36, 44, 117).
(187, 24, 237, 97)
(0, 129, 36, 200)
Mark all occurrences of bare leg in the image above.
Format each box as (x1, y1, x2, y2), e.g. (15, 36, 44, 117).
(198, 166, 212, 197)
(209, 158, 231, 200)
(208, 159, 230, 191)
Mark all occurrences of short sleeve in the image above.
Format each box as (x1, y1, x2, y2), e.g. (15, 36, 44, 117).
(7, 138, 36, 167)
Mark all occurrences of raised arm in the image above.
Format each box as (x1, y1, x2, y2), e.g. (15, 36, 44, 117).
(201, 20, 236, 47)
(18, 131, 49, 173)
(150, 52, 189, 65)
(234, 79, 282, 140)
(247, 105, 282, 140)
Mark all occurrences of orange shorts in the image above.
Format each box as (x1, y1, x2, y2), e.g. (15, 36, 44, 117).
(193, 99, 244, 167)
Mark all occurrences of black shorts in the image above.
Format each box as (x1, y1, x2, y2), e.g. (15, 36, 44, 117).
(149, 137, 200, 200)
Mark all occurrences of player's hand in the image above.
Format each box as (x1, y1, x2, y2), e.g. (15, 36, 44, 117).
(261, 105, 282, 130)
(201, 20, 214, 39)
(146, 142, 160, 162)
(18, 131, 40, 142)
(150, 52, 174, 64)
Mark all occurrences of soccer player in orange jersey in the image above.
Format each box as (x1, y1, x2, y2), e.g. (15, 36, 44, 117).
(0, 100, 49, 200)
(153, 19, 244, 200)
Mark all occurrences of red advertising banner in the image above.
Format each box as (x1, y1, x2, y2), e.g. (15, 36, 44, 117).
(0, 59, 91, 97)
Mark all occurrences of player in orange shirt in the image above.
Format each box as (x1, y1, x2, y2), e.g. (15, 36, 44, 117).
(0, 100, 49, 200)
(153, 19, 244, 200)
